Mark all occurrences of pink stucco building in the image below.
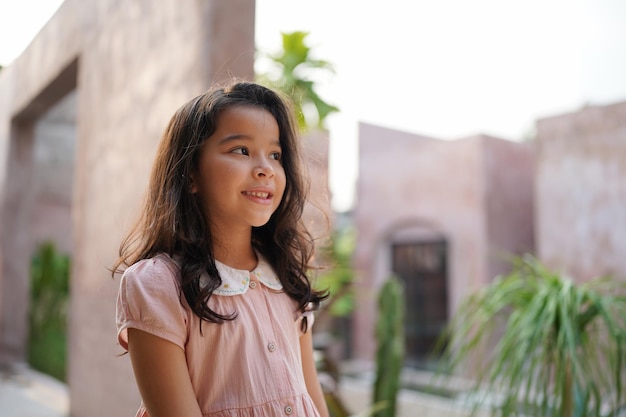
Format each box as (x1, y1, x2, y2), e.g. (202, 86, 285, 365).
(535, 101, 626, 282)
(352, 122, 535, 364)
(351, 99, 626, 368)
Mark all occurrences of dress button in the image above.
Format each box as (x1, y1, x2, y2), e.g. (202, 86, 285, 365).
(249, 281, 257, 289)
(284, 405, 293, 415)
(267, 342, 276, 352)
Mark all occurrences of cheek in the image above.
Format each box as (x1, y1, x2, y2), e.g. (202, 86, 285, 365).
(277, 167, 287, 197)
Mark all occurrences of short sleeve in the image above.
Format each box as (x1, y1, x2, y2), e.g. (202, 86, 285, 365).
(116, 255, 188, 351)
(296, 302, 316, 336)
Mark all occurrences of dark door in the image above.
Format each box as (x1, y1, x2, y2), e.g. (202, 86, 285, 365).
(392, 240, 448, 369)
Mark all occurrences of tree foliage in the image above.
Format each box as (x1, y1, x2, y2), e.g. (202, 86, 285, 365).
(257, 31, 339, 131)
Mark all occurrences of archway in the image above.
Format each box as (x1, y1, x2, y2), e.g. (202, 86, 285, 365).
(0, 60, 77, 372)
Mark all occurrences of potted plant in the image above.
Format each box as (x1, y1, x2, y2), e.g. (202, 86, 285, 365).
(437, 254, 626, 417)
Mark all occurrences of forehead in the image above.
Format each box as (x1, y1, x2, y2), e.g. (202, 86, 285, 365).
(200, 105, 282, 150)
(216, 105, 278, 130)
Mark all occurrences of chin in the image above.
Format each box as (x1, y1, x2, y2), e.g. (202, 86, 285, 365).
(250, 218, 272, 228)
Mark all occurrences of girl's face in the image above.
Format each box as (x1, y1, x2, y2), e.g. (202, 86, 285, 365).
(191, 105, 286, 234)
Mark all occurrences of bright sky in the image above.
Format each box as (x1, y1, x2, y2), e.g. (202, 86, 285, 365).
(2, 0, 626, 212)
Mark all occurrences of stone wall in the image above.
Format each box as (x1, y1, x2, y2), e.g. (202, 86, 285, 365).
(535, 101, 626, 281)
(0, 1, 256, 416)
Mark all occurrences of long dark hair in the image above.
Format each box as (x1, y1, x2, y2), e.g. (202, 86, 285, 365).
(113, 80, 328, 328)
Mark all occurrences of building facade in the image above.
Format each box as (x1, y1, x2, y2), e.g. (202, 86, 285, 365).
(352, 122, 535, 364)
(352, 99, 626, 367)
(535, 101, 626, 282)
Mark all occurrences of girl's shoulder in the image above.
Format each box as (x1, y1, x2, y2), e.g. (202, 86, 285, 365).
(116, 254, 189, 350)
(121, 253, 180, 288)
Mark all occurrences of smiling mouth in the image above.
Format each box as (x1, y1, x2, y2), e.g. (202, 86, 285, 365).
(242, 191, 272, 199)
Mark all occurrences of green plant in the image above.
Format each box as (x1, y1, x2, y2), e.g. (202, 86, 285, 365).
(373, 276, 405, 417)
(29, 241, 70, 381)
(313, 229, 358, 417)
(316, 228, 356, 319)
(256, 31, 339, 130)
(437, 254, 626, 417)
(316, 254, 404, 417)
(325, 276, 404, 417)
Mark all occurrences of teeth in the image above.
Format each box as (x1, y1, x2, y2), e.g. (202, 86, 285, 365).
(245, 191, 269, 198)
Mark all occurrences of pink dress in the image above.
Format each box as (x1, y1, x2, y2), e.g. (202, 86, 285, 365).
(116, 253, 320, 417)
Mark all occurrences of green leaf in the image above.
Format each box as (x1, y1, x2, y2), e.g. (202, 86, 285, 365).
(434, 254, 626, 417)
(256, 31, 339, 130)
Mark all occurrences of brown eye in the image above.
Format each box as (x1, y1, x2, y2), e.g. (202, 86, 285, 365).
(231, 147, 249, 156)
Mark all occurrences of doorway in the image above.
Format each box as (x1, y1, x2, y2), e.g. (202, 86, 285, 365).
(0, 60, 77, 377)
(391, 240, 448, 369)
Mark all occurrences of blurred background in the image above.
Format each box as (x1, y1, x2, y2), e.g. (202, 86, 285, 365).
(0, 1, 625, 417)
(3, 0, 626, 213)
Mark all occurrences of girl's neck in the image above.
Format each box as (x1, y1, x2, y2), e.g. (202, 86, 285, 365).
(211, 228, 257, 271)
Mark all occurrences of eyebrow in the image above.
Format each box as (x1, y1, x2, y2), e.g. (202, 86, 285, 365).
(218, 134, 281, 147)
(218, 134, 250, 145)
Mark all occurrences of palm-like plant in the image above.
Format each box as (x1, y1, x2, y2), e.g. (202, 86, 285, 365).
(256, 31, 339, 131)
(438, 255, 626, 417)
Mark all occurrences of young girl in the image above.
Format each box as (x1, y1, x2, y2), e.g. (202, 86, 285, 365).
(114, 80, 330, 417)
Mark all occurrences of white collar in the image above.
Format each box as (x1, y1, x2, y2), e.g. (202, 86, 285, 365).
(210, 254, 283, 296)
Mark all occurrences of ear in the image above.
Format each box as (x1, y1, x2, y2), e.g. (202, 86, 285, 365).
(188, 172, 198, 193)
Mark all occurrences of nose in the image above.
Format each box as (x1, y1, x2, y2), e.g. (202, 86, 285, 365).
(253, 157, 274, 178)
